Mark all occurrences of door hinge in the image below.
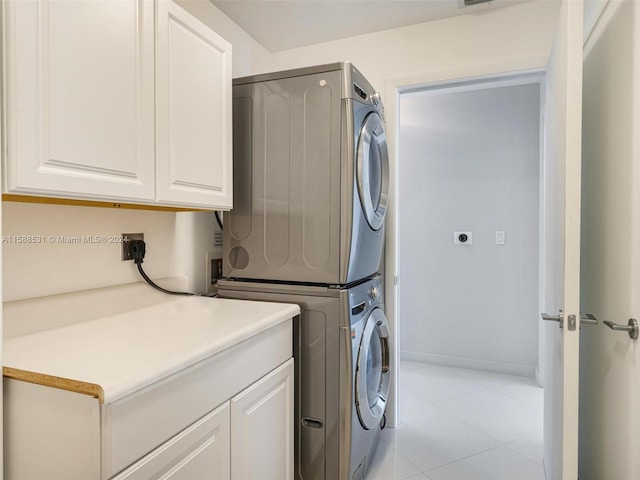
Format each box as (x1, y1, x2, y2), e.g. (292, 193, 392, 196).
(394, 276, 398, 285)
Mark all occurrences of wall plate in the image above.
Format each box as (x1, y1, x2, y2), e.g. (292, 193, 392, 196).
(453, 231, 472, 245)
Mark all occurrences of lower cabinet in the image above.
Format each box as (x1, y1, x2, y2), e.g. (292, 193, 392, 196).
(3, 358, 293, 480)
(112, 358, 293, 480)
(112, 359, 294, 480)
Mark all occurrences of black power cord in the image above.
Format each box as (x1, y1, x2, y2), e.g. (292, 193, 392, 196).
(214, 211, 223, 231)
(129, 239, 194, 296)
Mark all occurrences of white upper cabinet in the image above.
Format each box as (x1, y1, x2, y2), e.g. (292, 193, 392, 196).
(2, 0, 232, 210)
(156, 0, 233, 209)
(3, 0, 156, 201)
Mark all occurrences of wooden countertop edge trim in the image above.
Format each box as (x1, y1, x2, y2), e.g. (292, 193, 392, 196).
(2, 194, 209, 212)
(3, 367, 105, 403)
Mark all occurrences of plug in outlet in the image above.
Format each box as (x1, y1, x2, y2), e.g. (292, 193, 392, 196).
(205, 251, 223, 295)
(121, 233, 144, 261)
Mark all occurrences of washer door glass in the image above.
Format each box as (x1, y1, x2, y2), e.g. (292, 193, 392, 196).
(356, 112, 389, 231)
(355, 308, 391, 430)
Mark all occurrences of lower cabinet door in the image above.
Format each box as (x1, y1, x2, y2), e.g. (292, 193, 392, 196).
(111, 401, 230, 480)
(231, 359, 294, 480)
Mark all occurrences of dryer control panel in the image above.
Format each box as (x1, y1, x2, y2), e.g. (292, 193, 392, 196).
(353, 82, 369, 101)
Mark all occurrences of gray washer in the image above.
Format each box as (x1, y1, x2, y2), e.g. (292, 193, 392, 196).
(217, 275, 391, 480)
(224, 62, 388, 285)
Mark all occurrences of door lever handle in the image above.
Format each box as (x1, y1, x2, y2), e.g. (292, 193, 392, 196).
(580, 313, 598, 326)
(603, 318, 639, 340)
(541, 312, 563, 327)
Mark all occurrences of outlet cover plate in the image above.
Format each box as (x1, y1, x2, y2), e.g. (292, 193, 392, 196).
(454, 231, 473, 245)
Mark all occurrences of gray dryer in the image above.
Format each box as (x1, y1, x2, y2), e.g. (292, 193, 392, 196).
(224, 62, 388, 285)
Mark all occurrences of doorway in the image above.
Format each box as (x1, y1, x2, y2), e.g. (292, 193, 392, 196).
(379, 73, 549, 479)
(398, 77, 543, 378)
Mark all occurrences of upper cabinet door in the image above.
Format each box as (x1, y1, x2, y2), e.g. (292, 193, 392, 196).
(155, 0, 233, 209)
(3, 0, 155, 201)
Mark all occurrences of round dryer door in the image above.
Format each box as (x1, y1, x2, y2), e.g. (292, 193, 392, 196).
(356, 112, 389, 231)
(355, 307, 391, 430)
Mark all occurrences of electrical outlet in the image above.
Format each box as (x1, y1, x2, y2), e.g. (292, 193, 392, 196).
(205, 251, 223, 295)
(453, 231, 472, 245)
(121, 233, 144, 261)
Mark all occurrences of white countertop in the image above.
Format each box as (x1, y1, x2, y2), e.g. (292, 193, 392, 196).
(3, 295, 299, 404)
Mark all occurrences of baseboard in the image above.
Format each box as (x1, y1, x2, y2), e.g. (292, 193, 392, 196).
(534, 365, 543, 387)
(400, 350, 536, 378)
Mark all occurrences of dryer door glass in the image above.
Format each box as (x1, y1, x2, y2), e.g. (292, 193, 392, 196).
(356, 308, 391, 430)
(356, 112, 389, 231)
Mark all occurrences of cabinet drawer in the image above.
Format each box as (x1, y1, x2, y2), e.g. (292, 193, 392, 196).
(111, 402, 230, 480)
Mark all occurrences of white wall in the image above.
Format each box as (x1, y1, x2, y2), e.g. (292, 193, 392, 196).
(580, 1, 640, 478)
(175, 211, 220, 296)
(1, 1, 271, 302)
(268, 1, 560, 98)
(2, 202, 178, 302)
(398, 82, 541, 375)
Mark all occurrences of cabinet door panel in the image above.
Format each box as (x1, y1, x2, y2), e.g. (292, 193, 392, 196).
(231, 359, 294, 480)
(111, 401, 231, 480)
(156, 0, 232, 209)
(4, 0, 155, 201)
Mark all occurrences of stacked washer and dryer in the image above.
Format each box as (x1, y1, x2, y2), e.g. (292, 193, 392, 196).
(218, 62, 391, 480)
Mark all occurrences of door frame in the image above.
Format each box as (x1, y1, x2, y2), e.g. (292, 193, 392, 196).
(384, 63, 548, 428)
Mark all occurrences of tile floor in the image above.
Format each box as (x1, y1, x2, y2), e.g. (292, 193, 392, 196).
(366, 361, 545, 480)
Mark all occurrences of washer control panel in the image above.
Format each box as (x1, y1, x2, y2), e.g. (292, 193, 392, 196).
(349, 277, 384, 318)
(368, 286, 379, 300)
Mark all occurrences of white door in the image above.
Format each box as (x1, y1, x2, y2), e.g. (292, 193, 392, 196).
(580, 1, 640, 478)
(231, 359, 294, 480)
(541, 0, 584, 479)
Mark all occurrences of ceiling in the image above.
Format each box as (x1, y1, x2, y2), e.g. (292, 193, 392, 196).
(211, 0, 536, 53)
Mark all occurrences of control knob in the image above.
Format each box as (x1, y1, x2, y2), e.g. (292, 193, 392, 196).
(371, 91, 381, 106)
(368, 286, 379, 300)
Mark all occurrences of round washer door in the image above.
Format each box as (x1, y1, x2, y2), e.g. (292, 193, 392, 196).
(356, 112, 389, 231)
(355, 307, 391, 430)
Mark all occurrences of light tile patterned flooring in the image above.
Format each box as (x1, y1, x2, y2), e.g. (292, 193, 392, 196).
(366, 361, 545, 480)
